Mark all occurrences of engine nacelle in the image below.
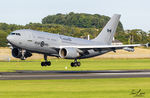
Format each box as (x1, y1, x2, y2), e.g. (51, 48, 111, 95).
(12, 48, 32, 59)
(59, 48, 80, 59)
(24, 51, 32, 58)
(12, 48, 22, 58)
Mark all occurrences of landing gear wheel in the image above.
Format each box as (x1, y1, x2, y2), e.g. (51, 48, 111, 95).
(41, 55, 51, 67)
(71, 62, 74, 67)
(46, 61, 51, 66)
(74, 62, 78, 67)
(41, 62, 45, 67)
(77, 62, 81, 66)
(20, 56, 25, 60)
(70, 60, 81, 67)
(41, 61, 51, 67)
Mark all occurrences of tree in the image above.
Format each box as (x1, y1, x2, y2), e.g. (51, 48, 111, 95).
(42, 12, 124, 32)
(0, 30, 8, 47)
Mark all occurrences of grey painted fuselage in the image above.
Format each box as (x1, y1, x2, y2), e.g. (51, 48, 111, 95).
(7, 29, 109, 59)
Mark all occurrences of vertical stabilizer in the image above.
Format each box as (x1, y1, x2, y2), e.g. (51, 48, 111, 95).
(92, 14, 121, 45)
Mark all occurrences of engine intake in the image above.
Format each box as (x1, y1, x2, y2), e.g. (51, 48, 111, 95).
(59, 48, 80, 59)
(12, 48, 32, 59)
(12, 48, 22, 58)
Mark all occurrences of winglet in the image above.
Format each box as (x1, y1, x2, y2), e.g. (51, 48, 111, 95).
(145, 43, 150, 48)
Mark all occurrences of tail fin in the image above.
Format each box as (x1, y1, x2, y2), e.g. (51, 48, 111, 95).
(92, 14, 121, 45)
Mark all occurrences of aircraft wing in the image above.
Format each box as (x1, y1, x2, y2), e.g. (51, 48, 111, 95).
(59, 43, 149, 51)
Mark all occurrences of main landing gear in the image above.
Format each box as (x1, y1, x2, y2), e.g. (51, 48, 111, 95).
(71, 59, 81, 67)
(41, 55, 51, 67)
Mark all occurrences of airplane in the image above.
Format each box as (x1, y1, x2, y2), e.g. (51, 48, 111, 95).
(6, 14, 149, 67)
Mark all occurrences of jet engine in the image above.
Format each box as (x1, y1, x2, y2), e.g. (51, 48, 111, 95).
(12, 48, 32, 60)
(24, 51, 32, 58)
(12, 48, 22, 58)
(59, 48, 80, 59)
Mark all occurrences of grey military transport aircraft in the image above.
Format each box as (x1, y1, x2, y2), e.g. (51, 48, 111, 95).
(6, 14, 149, 67)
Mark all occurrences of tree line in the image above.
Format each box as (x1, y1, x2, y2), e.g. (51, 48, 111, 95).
(42, 12, 123, 31)
(0, 12, 150, 47)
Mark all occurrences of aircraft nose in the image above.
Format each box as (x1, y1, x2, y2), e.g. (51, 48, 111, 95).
(7, 35, 13, 42)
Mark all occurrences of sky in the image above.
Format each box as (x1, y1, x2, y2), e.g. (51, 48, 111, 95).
(0, 0, 150, 32)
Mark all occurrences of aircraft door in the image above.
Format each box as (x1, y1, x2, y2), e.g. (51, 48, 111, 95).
(26, 31, 34, 49)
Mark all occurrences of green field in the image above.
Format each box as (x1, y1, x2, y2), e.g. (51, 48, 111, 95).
(0, 78, 150, 98)
(0, 59, 150, 98)
(0, 59, 150, 72)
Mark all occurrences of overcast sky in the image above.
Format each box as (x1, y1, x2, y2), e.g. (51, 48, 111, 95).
(0, 0, 150, 31)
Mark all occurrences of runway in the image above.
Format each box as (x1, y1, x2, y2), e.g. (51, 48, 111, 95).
(0, 70, 150, 80)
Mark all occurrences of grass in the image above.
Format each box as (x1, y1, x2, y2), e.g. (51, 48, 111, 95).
(0, 59, 150, 98)
(0, 78, 150, 98)
(0, 58, 150, 72)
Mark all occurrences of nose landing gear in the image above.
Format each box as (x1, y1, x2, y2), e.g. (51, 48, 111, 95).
(41, 55, 51, 67)
(71, 59, 81, 67)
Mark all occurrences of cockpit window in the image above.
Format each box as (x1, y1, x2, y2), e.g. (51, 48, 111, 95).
(11, 33, 16, 35)
(10, 33, 21, 36)
(16, 33, 21, 36)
